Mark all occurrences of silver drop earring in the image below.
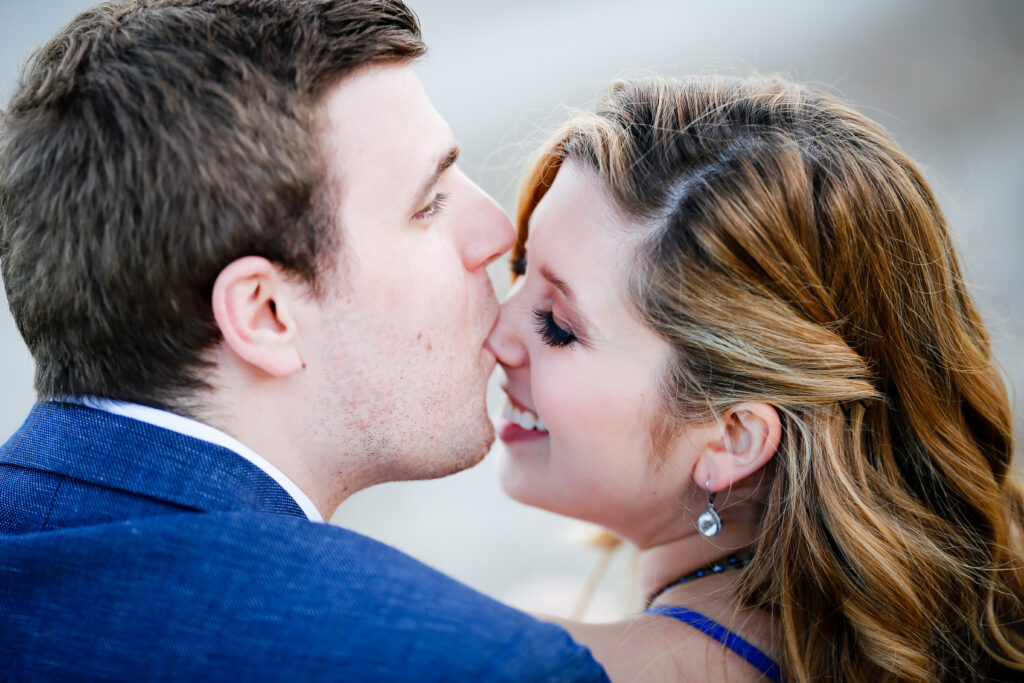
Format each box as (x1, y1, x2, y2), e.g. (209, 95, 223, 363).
(696, 479, 722, 537)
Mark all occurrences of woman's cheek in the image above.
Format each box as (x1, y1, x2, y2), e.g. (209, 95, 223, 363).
(530, 355, 578, 433)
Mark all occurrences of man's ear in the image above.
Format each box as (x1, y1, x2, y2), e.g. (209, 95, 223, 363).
(691, 402, 781, 493)
(211, 256, 305, 377)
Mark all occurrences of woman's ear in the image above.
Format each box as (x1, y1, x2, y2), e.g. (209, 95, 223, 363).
(211, 256, 305, 377)
(692, 402, 781, 493)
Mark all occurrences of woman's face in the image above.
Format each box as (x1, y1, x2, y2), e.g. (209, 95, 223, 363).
(487, 164, 698, 545)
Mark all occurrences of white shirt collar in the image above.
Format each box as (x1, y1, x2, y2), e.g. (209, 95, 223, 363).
(74, 397, 324, 522)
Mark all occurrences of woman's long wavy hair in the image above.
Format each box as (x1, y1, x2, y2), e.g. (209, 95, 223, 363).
(514, 75, 1024, 682)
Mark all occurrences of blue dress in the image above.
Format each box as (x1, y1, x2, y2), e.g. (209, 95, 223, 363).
(645, 605, 783, 681)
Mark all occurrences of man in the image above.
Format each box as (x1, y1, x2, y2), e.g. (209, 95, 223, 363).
(0, 1, 609, 680)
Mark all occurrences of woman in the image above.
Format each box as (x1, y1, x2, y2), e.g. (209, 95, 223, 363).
(487, 75, 1024, 682)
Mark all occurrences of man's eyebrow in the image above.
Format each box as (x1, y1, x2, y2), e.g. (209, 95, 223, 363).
(412, 145, 459, 207)
(540, 264, 577, 306)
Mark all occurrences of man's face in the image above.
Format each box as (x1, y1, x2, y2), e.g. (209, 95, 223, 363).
(304, 64, 514, 488)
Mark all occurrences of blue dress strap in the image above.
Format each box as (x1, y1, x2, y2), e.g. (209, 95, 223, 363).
(645, 605, 783, 681)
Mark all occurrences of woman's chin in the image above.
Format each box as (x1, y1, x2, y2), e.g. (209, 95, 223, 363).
(494, 443, 550, 507)
(494, 449, 597, 527)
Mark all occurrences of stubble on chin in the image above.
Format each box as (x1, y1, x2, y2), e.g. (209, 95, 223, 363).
(352, 372, 495, 484)
(323, 316, 497, 486)
(396, 338, 497, 480)
(403, 406, 495, 482)
(449, 413, 496, 473)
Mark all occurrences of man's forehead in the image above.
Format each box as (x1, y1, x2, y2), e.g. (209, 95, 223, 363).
(318, 64, 453, 190)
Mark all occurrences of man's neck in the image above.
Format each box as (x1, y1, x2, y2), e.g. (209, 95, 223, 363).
(197, 401, 334, 520)
(197, 346, 401, 520)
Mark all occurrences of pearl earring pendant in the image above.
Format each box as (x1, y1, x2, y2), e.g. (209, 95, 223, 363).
(697, 481, 722, 537)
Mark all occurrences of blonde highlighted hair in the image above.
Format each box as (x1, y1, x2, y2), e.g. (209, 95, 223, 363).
(515, 75, 1024, 682)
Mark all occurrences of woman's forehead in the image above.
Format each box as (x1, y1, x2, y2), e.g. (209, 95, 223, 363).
(527, 165, 646, 333)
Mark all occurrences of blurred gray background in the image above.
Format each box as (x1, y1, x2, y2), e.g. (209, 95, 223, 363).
(2, 0, 1022, 617)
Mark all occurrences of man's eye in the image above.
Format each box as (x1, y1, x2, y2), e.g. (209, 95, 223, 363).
(413, 192, 448, 221)
(532, 308, 577, 348)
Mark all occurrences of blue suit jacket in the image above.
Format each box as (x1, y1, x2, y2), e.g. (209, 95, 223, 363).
(0, 402, 609, 682)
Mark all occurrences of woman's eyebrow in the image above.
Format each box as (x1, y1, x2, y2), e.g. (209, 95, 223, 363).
(539, 263, 596, 342)
(540, 262, 598, 327)
(540, 264, 577, 306)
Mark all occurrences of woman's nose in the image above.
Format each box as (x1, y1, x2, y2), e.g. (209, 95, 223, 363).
(486, 290, 529, 370)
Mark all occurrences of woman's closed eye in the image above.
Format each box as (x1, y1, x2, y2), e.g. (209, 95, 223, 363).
(533, 308, 577, 348)
(413, 191, 448, 222)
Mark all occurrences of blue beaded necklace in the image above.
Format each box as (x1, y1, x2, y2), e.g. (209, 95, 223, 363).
(646, 554, 751, 607)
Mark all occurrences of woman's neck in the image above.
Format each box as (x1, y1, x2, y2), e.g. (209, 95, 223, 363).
(635, 497, 763, 604)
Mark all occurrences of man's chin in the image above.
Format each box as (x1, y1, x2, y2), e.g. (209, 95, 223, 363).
(436, 417, 495, 476)
(391, 415, 494, 483)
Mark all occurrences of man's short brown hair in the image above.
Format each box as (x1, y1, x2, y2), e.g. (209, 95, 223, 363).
(0, 0, 424, 411)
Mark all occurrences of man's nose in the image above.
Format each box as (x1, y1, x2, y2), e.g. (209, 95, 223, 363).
(458, 175, 516, 272)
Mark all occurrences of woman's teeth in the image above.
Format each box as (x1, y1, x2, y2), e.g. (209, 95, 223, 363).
(502, 400, 547, 432)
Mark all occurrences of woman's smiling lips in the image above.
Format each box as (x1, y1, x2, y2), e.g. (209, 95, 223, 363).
(497, 389, 549, 443)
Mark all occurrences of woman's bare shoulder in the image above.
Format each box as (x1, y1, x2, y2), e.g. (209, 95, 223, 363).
(547, 607, 776, 683)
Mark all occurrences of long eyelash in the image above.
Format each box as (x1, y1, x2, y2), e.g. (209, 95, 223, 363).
(415, 192, 448, 220)
(430, 191, 448, 214)
(532, 308, 577, 348)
